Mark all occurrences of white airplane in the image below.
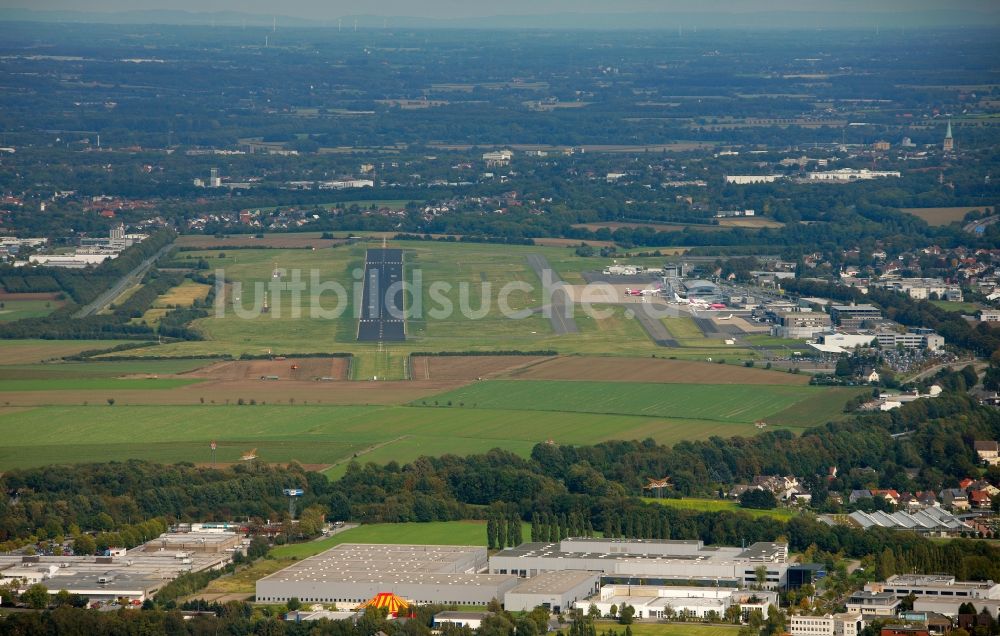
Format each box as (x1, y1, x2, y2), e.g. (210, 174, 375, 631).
(625, 286, 661, 297)
(717, 314, 734, 320)
(673, 292, 710, 308)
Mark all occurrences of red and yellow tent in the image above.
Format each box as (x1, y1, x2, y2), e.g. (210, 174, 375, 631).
(357, 592, 410, 617)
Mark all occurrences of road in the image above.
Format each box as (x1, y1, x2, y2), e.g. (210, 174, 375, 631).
(907, 359, 984, 383)
(72, 243, 174, 319)
(525, 254, 579, 334)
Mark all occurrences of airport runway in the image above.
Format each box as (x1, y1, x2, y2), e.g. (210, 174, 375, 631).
(357, 248, 405, 342)
(525, 254, 579, 335)
(630, 302, 680, 347)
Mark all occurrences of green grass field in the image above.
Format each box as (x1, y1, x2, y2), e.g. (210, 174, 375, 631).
(270, 521, 511, 559)
(641, 497, 797, 521)
(0, 359, 214, 381)
(929, 300, 981, 314)
(0, 299, 60, 322)
(420, 380, 845, 424)
(96, 242, 669, 375)
(0, 377, 199, 392)
(0, 403, 802, 473)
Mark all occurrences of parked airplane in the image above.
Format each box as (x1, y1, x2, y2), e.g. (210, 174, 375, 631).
(625, 286, 660, 297)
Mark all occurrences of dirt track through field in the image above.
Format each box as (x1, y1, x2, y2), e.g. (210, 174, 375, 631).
(507, 356, 811, 385)
(184, 358, 350, 381)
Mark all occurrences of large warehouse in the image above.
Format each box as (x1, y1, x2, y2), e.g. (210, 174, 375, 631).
(489, 538, 792, 589)
(504, 570, 601, 613)
(255, 544, 519, 606)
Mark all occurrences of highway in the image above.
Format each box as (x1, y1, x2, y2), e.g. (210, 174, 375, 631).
(72, 242, 174, 319)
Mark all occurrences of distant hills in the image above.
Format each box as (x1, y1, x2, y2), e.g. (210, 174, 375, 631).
(0, 7, 996, 30)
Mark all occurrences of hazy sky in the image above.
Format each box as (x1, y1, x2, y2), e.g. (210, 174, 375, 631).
(7, 0, 1000, 20)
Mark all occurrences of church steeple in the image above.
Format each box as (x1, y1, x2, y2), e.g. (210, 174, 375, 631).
(943, 120, 954, 152)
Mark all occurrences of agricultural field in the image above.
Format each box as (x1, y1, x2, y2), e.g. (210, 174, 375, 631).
(641, 497, 797, 521)
(929, 300, 982, 313)
(901, 206, 992, 226)
(270, 521, 507, 559)
(0, 298, 61, 322)
(0, 340, 135, 364)
(506, 356, 809, 385)
(111, 241, 674, 374)
(0, 402, 803, 474)
(420, 380, 854, 425)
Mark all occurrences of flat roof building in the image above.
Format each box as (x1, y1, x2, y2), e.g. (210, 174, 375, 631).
(576, 584, 779, 621)
(256, 544, 518, 607)
(790, 612, 864, 636)
(846, 591, 901, 617)
(830, 304, 882, 328)
(489, 539, 791, 590)
(504, 570, 601, 613)
(867, 574, 1000, 600)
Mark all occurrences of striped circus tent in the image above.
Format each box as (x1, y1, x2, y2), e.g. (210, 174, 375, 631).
(357, 592, 410, 616)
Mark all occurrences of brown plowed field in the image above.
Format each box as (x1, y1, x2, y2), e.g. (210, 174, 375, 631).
(508, 356, 811, 385)
(410, 355, 552, 380)
(184, 358, 350, 381)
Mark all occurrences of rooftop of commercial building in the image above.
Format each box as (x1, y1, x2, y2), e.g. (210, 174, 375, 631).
(493, 540, 787, 564)
(507, 570, 597, 595)
(257, 543, 509, 587)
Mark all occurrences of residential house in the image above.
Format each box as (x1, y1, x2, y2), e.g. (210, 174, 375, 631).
(850, 490, 874, 504)
(872, 490, 901, 506)
(974, 441, 1000, 466)
(940, 488, 969, 511)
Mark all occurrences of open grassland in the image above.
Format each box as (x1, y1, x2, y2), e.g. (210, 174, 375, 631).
(641, 497, 797, 521)
(0, 377, 199, 392)
(507, 356, 809, 385)
(106, 242, 669, 374)
(270, 521, 507, 559)
(0, 359, 213, 381)
(0, 403, 793, 474)
(929, 300, 982, 313)
(419, 380, 846, 425)
(0, 299, 61, 322)
(902, 206, 991, 226)
(0, 340, 134, 364)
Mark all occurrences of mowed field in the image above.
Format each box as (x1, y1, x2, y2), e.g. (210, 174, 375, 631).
(902, 206, 992, 226)
(0, 340, 136, 364)
(0, 396, 817, 475)
(506, 356, 809, 385)
(270, 521, 506, 559)
(419, 380, 857, 425)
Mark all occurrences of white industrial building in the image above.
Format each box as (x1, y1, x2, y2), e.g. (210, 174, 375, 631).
(866, 574, 1000, 601)
(255, 544, 518, 606)
(725, 175, 783, 185)
(0, 532, 235, 605)
(845, 591, 901, 617)
(806, 169, 900, 181)
(575, 584, 778, 621)
(489, 538, 791, 590)
(789, 612, 864, 636)
(483, 150, 513, 167)
(504, 570, 601, 613)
